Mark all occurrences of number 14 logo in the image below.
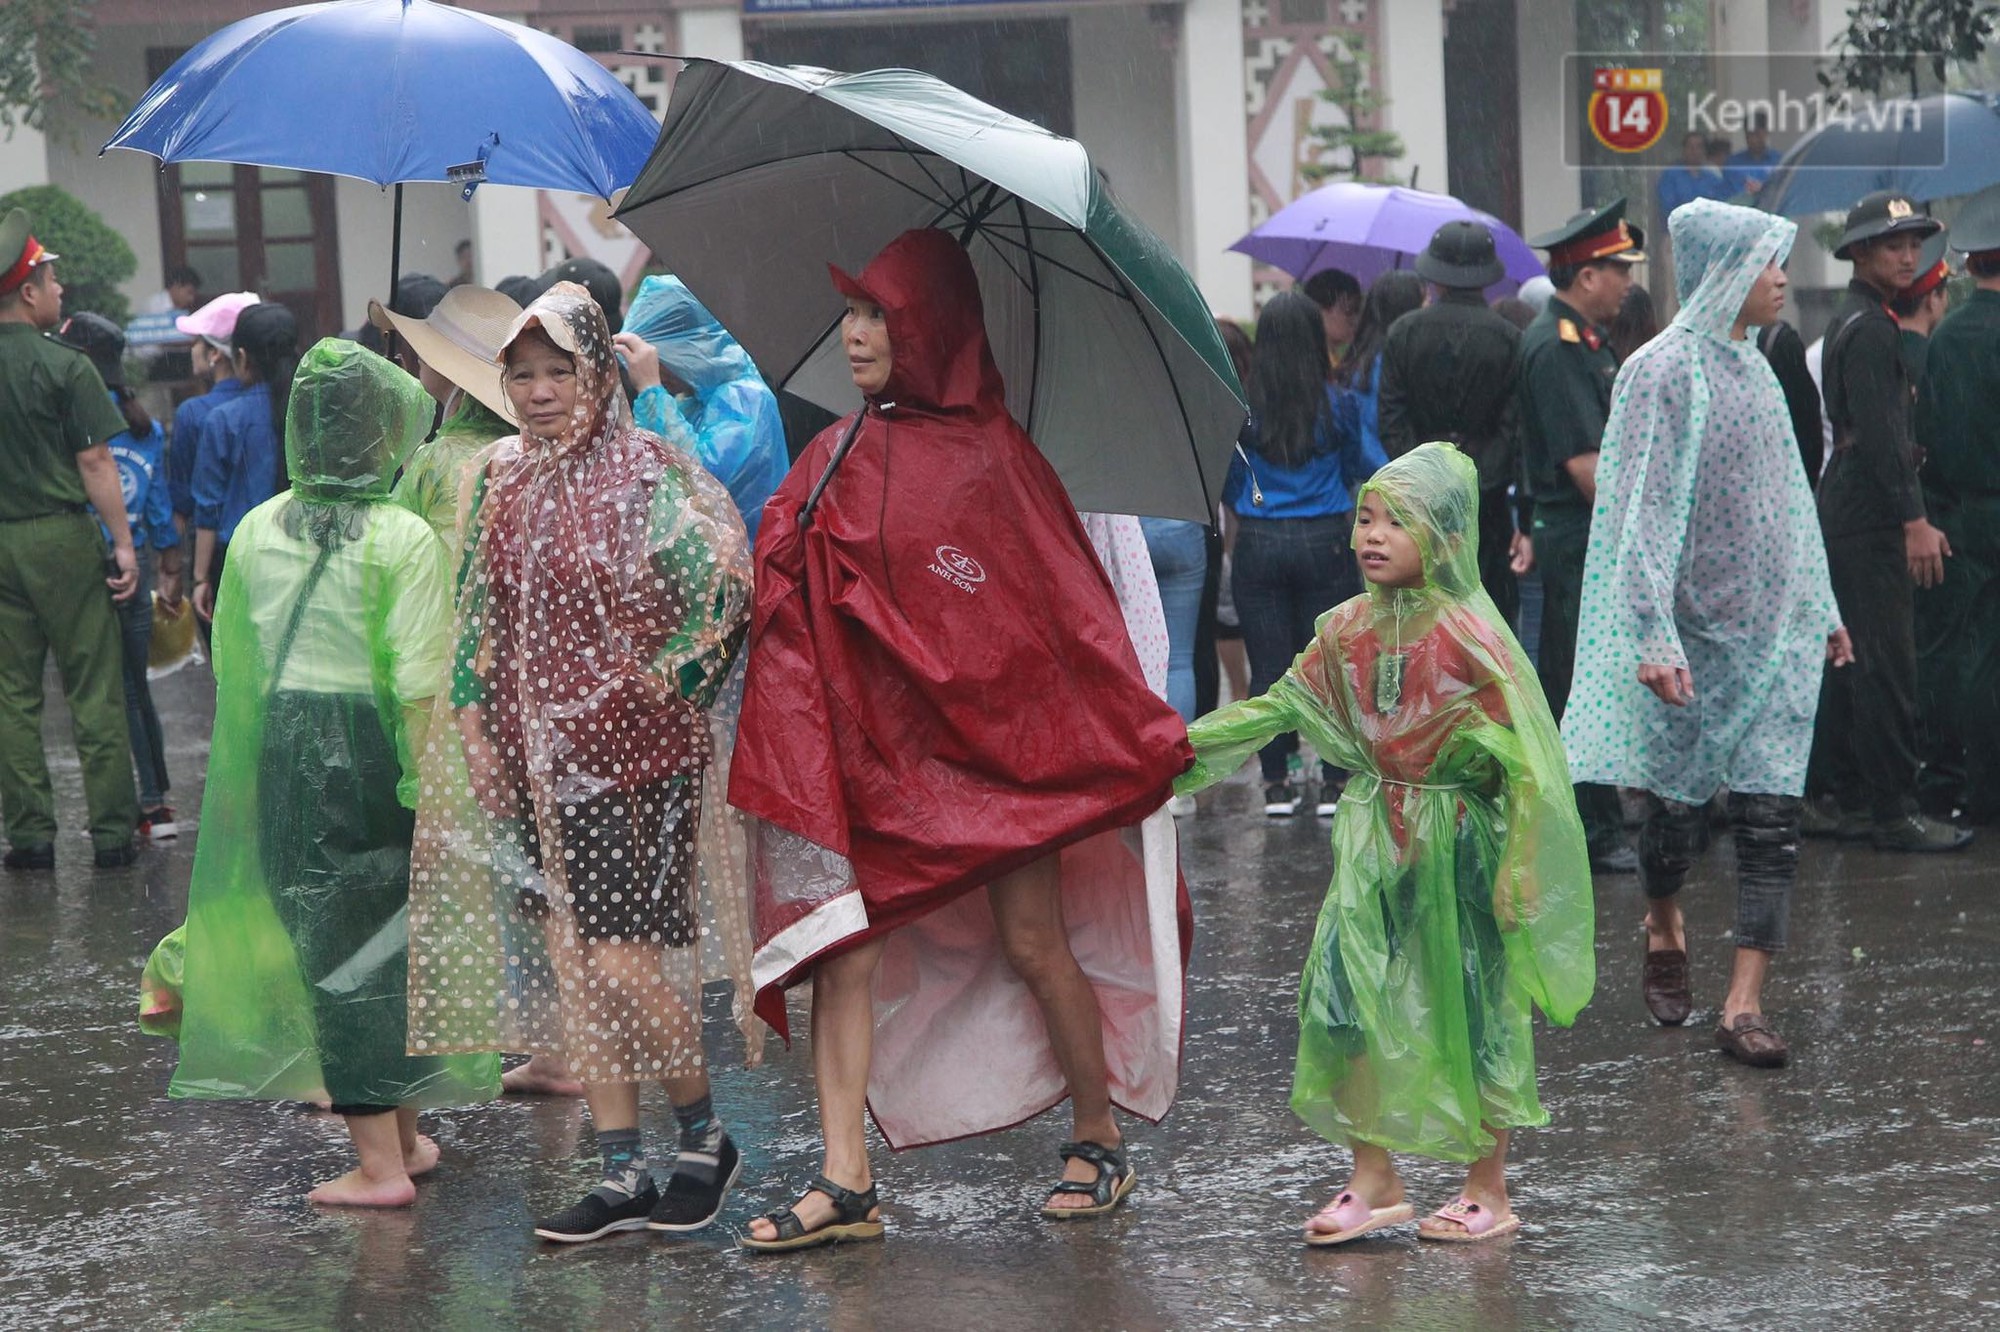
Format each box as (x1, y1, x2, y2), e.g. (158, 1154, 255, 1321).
(1589, 67, 1668, 153)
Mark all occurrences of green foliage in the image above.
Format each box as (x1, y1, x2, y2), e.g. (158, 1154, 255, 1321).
(0, 0, 125, 137)
(0, 184, 136, 325)
(1826, 0, 2000, 96)
(1304, 38, 1407, 187)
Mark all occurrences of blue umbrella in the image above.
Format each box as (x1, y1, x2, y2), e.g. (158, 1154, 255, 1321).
(1758, 91, 2000, 217)
(101, 0, 660, 288)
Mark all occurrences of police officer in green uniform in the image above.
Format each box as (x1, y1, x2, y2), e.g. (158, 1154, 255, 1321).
(1517, 199, 1644, 872)
(1378, 219, 1526, 624)
(1890, 232, 1951, 382)
(1914, 183, 2000, 826)
(0, 208, 141, 869)
(1811, 191, 1971, 853)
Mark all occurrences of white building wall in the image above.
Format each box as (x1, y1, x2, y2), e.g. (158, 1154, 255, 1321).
(1069, 6, 1183, 257)
(0, 124, 53, 193)
(43, 20, 190, 310)
(334, 180, 472, 328)
(679, 7, 746, 61)
(1514, 0, 1581, 239)
(1378, 0, 1449, 195)
(1178, 0, 1253, 318)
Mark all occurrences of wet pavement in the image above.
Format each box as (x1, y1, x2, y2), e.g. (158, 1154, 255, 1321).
(3, 665, 1996, 1329)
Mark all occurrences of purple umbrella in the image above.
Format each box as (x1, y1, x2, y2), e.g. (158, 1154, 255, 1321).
(1232, 182, 1544, 295)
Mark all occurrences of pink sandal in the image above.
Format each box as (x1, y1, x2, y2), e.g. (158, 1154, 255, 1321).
(1417, 1195, 1521, 1243)
(1303, 1191, 1414, 1246)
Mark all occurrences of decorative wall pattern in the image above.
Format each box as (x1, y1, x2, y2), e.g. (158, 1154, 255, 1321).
(1242, 0, 1383, 225)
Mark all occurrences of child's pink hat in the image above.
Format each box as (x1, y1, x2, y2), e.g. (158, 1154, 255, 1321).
(175, 291, 261, 344)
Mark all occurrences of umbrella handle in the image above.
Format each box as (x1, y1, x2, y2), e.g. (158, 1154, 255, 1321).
(799, 409, 871, 530)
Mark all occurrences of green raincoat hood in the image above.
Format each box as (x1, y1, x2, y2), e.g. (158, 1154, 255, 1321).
(1354, 441, 1483, 602)
(285, 338, 435, 502)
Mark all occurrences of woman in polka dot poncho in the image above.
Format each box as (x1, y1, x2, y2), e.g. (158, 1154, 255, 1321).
(1562, 198, 1850, 1067)
(406, 281, 759, 1239)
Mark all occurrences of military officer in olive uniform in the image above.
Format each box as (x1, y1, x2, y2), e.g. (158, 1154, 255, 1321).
(0, 208, 141, 870)
(1810, 191, 1971, 853)
(1913, 184, 2000, 827)
(1516, 199, 1644, 872)
(1378, 219, 1526, 624)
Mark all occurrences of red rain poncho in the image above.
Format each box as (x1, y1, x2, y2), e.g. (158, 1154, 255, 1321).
(729, 228, 1194, 1147)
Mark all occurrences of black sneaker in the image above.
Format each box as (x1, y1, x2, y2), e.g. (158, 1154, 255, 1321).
(3, 844, 54, 871)
(648, 1134, 742, 1232)
(1263, 781, 1301, 817)
(533, 1182, 660, 1243)
(93, 842, 139, 869)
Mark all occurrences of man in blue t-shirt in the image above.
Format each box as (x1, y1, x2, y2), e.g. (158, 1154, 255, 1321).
(1725, 114, 1784, 198)
(1658, 130, 1732, 217)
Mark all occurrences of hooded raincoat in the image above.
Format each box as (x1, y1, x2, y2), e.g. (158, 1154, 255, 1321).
(623, 276, 788, 542)
(392, 393, 511, 550)
(1562, 200, 1840, 803)
(1177, 444, 1593, 1161)
(406, 283, 759, 1081)
(165, 339, 498, 1108)
(729, 228, 1194, 1149)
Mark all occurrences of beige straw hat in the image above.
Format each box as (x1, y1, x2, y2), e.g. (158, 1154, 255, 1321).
(368, 285, 521, 421)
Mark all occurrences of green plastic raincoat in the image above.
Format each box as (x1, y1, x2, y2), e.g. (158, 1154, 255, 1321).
(1177, 443, 1593, 1162)
(164, 339, 498, 1107)
(391, 394, 510, 551)
(1562, 199, 1840, 803)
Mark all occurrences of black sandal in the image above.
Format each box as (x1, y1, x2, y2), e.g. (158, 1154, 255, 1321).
(1041, 1140, 1138, 1219)
(739, 1175, 884, 1253)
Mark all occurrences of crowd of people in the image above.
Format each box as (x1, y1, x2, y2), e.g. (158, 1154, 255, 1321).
(0, 168, 1992, 1252)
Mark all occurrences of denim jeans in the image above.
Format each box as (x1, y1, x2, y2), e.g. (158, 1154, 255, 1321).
(1637, 791, 1800, 952)
(117, 549, 169, 810)
(1232, 513, 1358, 783)
(1140, 517, 1207, 723)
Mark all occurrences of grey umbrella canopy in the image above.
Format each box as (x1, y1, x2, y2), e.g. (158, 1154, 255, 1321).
(613, 59, 1245, 523)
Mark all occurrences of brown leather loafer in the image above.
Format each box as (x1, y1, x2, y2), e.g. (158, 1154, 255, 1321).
(1642, 948, 1691, 1026)
(1715, 1013, 1789, 1068)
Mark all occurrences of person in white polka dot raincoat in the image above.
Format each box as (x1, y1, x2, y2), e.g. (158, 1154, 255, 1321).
(1562, 198, 1851, 1068)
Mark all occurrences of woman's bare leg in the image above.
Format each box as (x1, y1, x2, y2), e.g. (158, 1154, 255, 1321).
(988, 855, 1119, 1208)
(747, 937, 886, 1240)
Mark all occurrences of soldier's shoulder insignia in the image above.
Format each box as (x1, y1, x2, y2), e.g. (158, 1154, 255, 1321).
(1557, 318, 1581, 344)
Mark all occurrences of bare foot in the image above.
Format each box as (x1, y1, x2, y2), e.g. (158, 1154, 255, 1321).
(502, 1055, 585, 1098)
(309, 1168, 416, 1208)
(1045, 1139, 1122, 1211)
(1417, 1185, 1513, 1238)
(403, 1134, 441, 1178)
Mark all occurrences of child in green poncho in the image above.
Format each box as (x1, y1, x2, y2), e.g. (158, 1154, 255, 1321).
(159, 338, 497, 1207)
(1177, 442, 1594, 1245)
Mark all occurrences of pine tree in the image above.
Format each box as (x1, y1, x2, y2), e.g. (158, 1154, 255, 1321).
(1303, 38, 1407, 186)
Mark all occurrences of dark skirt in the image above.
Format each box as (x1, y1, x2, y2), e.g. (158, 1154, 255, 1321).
(257, 690, 442, 1110)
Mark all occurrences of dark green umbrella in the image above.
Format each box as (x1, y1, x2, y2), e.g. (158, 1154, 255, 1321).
(614, 59, 1244, 522)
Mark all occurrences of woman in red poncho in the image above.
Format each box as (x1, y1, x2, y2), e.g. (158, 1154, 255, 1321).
(731, 229, 1193, 1250)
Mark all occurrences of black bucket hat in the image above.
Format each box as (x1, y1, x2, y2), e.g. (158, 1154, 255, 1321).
(54, 311, 128, 391)
(1415, 220, 1506, 289)
(1834, 190, 1942, 260)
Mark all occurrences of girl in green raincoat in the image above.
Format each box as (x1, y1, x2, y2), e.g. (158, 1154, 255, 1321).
(1177, 442, 1594, 1245)
(163, 338, 497, 1207)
